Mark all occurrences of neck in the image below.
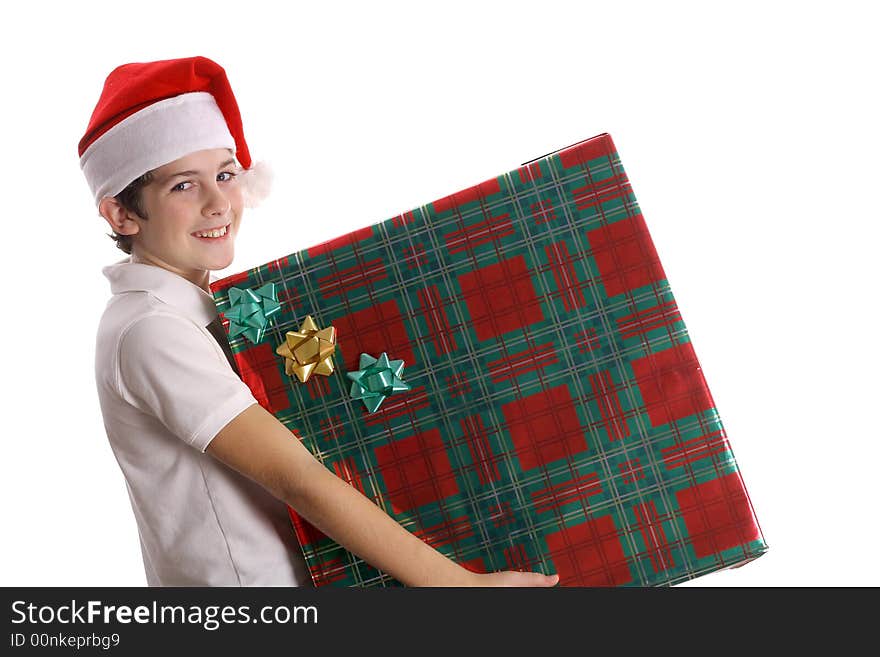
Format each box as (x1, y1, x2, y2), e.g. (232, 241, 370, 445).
(130, 251, 211, 293)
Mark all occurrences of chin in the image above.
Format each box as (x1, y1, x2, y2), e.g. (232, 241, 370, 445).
(202, 251, 235, 272)
(211, 257, 235, 271)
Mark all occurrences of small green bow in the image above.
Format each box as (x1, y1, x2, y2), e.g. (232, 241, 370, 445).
(347, 352, 412, 413)
(225, 283, 281, 344)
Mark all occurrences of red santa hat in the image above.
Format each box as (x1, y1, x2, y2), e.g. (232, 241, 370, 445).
(79, 55, 271, 208)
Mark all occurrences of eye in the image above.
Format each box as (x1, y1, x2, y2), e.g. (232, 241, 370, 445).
(218, 171, 238, 182)
(171, 181, 193, 192)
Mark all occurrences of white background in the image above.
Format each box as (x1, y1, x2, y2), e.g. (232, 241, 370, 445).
(0, 0, 876, 586)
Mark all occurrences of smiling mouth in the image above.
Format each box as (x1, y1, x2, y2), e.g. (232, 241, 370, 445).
(191, 223, 231, 239)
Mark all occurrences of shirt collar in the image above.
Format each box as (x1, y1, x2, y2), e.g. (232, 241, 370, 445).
(102, 257, 221, 327)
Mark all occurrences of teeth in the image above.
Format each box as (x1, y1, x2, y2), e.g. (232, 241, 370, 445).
(195, 225, 228, 238)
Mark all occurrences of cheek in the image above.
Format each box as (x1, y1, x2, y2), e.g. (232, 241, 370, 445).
(230, 185, 245, 210)
(162, 209, 194, 243)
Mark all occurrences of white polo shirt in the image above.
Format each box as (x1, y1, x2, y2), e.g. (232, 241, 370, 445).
(95, 258, 311, 587)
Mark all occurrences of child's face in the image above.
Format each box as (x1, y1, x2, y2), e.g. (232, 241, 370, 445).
(130, 148, 244, 277)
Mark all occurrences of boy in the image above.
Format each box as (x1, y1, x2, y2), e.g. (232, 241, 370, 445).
(83, 56, 559, 587)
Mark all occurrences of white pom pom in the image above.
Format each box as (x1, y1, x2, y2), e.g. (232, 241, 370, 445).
(241, 160, 274, 208)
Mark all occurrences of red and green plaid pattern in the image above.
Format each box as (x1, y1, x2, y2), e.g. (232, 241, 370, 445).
(211, 133, 767, 586)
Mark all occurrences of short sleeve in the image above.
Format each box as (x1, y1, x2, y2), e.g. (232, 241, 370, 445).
(117, 313, 258, 452)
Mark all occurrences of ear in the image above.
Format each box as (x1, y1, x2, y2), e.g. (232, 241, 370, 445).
(98, 196, 141, 236)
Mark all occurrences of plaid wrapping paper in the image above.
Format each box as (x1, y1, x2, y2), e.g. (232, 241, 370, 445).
(211, 132, 767, 586)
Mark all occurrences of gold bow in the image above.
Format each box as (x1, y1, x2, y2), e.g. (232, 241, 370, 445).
(275, 316, 337, 383)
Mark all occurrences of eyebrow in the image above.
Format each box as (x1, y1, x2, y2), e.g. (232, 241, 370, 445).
(160, 158, 237, 185)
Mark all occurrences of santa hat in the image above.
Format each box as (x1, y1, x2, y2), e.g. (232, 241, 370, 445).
(79, 56, 271, 208)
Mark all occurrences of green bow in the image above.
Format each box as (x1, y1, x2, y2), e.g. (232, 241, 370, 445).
(225, 283, 281, 344)
(347, 352, 412, 413)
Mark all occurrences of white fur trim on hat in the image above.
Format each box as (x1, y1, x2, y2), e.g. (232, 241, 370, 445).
(241, 160, 273, 208)
(79, 91, 236, 206)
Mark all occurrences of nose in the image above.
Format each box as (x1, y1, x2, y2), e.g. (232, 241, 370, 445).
(202, 180, 231, 217)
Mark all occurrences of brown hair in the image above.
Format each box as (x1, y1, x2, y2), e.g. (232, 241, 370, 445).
(108, 169, 155, 254)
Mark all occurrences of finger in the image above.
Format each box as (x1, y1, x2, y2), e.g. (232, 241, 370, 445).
(526, 572, 559, 587)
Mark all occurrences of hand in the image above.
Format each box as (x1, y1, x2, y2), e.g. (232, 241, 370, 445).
(468, 571, 560, 587)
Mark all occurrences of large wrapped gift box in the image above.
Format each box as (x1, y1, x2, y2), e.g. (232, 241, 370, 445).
(210, 132, 767, 586)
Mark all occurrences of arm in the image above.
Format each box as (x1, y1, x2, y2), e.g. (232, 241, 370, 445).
(207, 403, 558, 587)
